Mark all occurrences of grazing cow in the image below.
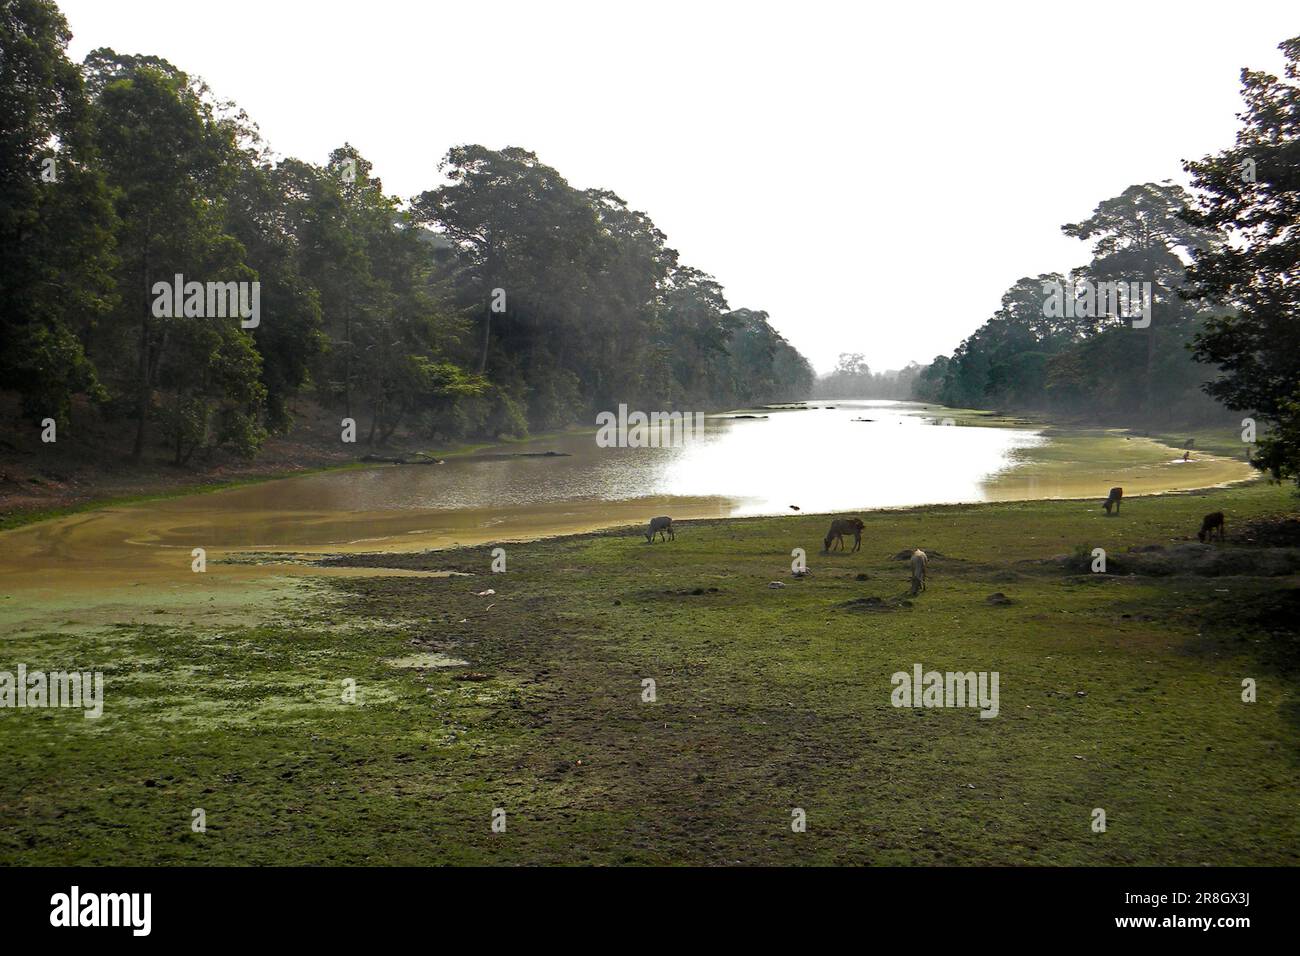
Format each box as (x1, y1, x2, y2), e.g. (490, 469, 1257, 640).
(646, 516, 675, 543)
(823, 517, 865, 553)
(910, 549, 928, 595)
(1198, 511, 1225, 543)
(1103, 487, 1123, 515)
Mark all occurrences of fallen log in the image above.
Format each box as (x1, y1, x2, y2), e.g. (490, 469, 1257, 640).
(360, 453, 445, 465)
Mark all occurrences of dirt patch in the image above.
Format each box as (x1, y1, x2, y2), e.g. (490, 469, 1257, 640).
(636, 586, 722, 599)
(320, 551, 481, 573)
(1049, 528, 1300, 576)
(1232, 514, 1300, 548)
(1088, 544, 1300, 577)
(385, 652, 470, 669)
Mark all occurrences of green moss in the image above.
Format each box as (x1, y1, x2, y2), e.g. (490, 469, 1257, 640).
(2, 481, 1297, 864)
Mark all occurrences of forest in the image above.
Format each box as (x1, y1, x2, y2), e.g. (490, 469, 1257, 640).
(3, 0, 1300, 889)
(813, 353, 926, 400)
(908, 37, 1300, 482)
(4, 1, 1299, 487)
(1, 0, 814, 467)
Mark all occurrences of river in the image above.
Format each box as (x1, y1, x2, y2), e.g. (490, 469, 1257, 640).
(0, 401, 1253, 631)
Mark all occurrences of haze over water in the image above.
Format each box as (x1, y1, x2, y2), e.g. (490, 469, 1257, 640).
(234, 400, 1042, 518)
(0, 400, 1254, 632)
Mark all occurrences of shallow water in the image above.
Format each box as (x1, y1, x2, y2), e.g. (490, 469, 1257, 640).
(0, 400, 1253, 627)
(202, 400, 1051, 521)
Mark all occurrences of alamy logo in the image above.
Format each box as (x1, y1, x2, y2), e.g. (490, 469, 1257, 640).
(595, 404, 705, 448)
(151, 273, 261, 328)
(0, 665, 103, 718)
(1042, 278, 1151, 328)
(891, 664, 999, 719)
(50, 886, 151, 936)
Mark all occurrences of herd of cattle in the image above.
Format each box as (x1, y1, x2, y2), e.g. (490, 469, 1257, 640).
(643, 488, 1228, 593)
(1103, 487, 1225, 541)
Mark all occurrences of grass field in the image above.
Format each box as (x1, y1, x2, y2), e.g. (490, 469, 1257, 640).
(2, 480, 1297, 865)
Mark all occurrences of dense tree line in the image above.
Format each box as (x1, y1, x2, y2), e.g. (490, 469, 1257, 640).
(1182, 37, 1300, 485)
(1, 1, 813, 464)
(912, 182, 1225, 423)
(914, 36, 1300, 483)
(813, 353, 925, 400)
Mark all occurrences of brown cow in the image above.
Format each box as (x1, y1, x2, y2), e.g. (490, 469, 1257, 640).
(646, 516, 675, 542)
(1197, 511, 1225, 543)
(1102, 487, 1123, 515)
(823, 518, 865, 553)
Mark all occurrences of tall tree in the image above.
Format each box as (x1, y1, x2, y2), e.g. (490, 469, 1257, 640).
(412, 146, 600, 375)
(85, 49, 266, 461)
(223, 146, 325, 432)
(0, 0, 115, 427)
(1184, 36, 1300, 482)
(1062, 182, 1219, 416)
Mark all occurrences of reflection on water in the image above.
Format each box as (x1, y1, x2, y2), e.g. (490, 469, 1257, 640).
(0, 400, 1255, 609)
(230, 400, 1042, 517)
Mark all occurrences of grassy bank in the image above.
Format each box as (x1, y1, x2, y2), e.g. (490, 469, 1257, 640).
(2, 481, 1297, 865)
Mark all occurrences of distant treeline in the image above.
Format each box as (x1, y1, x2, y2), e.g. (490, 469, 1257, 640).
(812, 354, 926, 401)
(907, 181, 1230, 426)
(1, 1, 813, 464)
(906, 34, 1300, 487)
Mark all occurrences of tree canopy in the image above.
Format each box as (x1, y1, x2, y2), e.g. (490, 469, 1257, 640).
(0, 0, 813, 463)
(1183, 37, 1300, 483)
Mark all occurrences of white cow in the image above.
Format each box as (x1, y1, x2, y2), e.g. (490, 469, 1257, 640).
(910, 549, 928, 595)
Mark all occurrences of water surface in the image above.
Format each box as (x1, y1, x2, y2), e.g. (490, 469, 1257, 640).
(0, 401, 1253, 625)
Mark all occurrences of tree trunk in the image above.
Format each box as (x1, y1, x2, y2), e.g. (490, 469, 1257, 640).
(380, 404, 403, 444)
(1144, 267, 1157, 420)
(344, 297, 353, 420)
(131, 237, 152, 461)
(480, 241, 498, 374)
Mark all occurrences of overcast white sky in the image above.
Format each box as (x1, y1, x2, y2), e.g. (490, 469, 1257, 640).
(58, 0, 1298, 374)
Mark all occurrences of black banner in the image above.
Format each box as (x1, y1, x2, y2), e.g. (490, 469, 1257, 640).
(0, 866, 1282, 942)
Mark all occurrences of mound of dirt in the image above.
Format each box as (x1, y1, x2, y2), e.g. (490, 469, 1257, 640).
(1055, 543, 1300, 577)
(985, 592, 1014, 606)
(1232, 515, 1300, 548)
